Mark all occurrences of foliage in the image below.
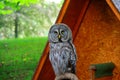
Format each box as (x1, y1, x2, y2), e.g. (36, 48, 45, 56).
(0, 0, 39, 14)
(0, 37, 47, 80)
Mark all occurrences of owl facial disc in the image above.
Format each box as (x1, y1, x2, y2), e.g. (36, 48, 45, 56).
(48, 23, 72, 43)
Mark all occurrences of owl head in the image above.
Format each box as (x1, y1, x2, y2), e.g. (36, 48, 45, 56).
(48, 23, 73, 43)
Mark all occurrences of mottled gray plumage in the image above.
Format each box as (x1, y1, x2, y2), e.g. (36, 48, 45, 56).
(48, 23, 77, 76)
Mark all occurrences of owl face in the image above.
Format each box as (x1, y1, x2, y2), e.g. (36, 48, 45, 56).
(48, 23, 72, 43)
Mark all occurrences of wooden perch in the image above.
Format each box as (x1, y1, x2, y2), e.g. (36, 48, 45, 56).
(55, 73, 79, 80)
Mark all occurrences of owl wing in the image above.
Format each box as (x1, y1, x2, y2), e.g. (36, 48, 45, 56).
(68, 42, 77, 74)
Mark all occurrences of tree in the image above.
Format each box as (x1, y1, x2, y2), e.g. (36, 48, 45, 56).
(0, 0, 39, 38)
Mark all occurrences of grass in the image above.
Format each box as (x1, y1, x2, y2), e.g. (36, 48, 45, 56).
(0, 37, 48, 80)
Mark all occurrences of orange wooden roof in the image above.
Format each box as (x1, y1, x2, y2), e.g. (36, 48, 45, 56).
(32, 0, 120, 80)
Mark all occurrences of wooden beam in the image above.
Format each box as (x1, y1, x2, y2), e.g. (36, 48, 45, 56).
(56, 0, 70, 23)
(106, 0, 120, 21)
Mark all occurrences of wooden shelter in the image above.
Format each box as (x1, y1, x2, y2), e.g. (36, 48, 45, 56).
(33, 0, 120, 80)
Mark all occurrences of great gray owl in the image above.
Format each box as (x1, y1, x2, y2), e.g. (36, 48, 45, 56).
(48, 23, 77, 76)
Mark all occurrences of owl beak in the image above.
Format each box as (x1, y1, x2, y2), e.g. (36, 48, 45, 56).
(58, 35, 61, 39)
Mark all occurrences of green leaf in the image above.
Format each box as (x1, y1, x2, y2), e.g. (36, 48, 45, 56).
(4, 1, 20, 10)
(0, 2, 5, 9)
(10, 0, 39, 6)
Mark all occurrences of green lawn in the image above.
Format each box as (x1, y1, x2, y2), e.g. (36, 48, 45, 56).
(0, 37, 48, 80)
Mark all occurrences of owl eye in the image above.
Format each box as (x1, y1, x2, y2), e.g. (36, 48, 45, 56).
(54, 31, 58, 34)
(61, 30, 65, 34)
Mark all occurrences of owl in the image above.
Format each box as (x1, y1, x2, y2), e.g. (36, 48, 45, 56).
(48, 23, 77, 76)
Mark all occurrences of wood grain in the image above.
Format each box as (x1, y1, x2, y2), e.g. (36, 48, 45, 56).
(74, 0, 120, 79)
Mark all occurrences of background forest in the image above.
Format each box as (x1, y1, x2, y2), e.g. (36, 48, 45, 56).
(0, 0, 63, 39)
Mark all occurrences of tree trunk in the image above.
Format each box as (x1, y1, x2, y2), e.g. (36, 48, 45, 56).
(14, 13, 18, 38)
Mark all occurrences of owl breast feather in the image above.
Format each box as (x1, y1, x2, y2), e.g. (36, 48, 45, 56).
(49, 42, 73, 76)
